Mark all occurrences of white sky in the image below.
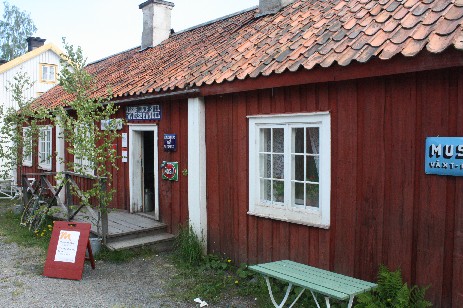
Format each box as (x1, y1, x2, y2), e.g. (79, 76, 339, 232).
(1, 0, 258, 62)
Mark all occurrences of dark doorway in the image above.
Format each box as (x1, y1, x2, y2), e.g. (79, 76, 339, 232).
(143, 131, 155, 213)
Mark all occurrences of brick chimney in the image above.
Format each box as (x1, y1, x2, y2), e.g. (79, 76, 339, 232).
(257, 0, 295, 16)
(26, 37, 46, 51)
(139, 0, 174, 50)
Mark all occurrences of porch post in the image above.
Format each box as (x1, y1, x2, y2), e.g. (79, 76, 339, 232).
(55, 116, 65, 203)
(188, 97, 207, 252)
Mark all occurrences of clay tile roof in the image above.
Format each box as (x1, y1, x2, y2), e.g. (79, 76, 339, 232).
(35, 0, 463, 108)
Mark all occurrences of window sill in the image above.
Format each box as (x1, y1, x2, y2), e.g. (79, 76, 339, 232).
(247, 207, 329, 229)
(38, 165, 52, 171)
(22, 162, 33, 167)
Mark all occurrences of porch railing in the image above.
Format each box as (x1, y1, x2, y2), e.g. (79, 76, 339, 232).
(21, 171, 108, 244)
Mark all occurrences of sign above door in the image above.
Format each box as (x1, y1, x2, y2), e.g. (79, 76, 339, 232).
(126, 105, 162, 121)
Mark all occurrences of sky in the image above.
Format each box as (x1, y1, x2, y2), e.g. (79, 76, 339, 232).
(1, 0, 258, 62)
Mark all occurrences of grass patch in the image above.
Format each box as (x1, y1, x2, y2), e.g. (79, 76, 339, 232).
(167, 224, 352, 307)
(96, 246, 155, 263)
(0, 199, 155, 264)
(0, 204, 52, 251)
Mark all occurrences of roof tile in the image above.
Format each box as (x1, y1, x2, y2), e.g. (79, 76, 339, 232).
(402, 37, 428, 56)
(432, 1, 452, 13)
(403, 0, 419, 9)
(445, 6, 463, 21)
(434, 17, 461, 35)
(453, 27, 463, 49)
(427, 31, 458, 53)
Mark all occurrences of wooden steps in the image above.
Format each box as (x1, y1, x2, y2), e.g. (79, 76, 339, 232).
(53, 209, 176, 252)
(104, 213, 175, 251)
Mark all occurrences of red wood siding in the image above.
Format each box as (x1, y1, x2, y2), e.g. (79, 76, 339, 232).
(205, 68, 463, 307)
(20, 99, 189, 233)
(94, 98, 190, 233)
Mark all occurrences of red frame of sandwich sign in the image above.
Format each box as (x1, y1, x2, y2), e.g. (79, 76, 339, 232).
(43, 221, 95, 280)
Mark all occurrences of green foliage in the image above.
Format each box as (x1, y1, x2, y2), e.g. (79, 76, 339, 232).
(51, 40, 120, 234)
(0, 1, 37, 61)
(0, 205, 51, 251)
(355, 265, 432, 308)
(173, 224, 204, 266)
(0, 72, 50, 180)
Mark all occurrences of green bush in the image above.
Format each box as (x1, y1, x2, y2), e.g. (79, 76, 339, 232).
(355, 265, 432, 308)
(173, 224, 204, 266)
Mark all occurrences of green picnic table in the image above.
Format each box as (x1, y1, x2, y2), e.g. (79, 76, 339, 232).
(249, 260, 377, 308)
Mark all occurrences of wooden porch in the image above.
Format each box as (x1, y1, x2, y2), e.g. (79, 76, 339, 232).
(53, 208, 175, 251)
(21, 172, 175, 251)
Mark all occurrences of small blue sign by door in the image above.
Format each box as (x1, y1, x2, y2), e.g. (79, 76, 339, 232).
(425, 137, 463, 176)
(164, 134, 177, 152)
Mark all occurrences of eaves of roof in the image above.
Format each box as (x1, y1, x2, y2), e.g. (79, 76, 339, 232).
(0, 43, 65, 74)
(33, 0, 463, 109)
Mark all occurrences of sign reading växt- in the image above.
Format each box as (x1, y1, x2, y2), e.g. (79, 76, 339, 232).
(426, 137, 463, 176)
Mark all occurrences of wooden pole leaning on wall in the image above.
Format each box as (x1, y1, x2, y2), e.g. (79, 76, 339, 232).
(65, 173, 72, 221)
(99, 177, 108, 245)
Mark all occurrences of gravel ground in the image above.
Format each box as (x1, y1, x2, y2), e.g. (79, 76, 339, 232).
(0, 207, 258, 308)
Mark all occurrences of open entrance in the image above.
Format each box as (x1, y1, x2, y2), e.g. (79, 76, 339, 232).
(129, 124, 159, 219)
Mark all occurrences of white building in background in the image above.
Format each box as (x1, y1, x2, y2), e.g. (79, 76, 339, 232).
(0, 37, 64, 182)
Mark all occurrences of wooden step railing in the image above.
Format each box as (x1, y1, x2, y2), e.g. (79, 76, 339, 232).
(21, 172, 108, 244)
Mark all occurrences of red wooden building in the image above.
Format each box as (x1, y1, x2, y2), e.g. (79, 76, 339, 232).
(28, 0, 463, 305)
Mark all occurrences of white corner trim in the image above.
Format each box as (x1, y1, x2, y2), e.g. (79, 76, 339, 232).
(188, 97, 207, 251)
(55, 119, 65, 203)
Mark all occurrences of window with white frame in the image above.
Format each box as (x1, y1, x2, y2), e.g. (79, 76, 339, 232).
(40, 63, 57, 83)
(22, 127, 33, 166)
(73, 124, 94, 176)
(38, 126, 52, 170)
(248, 112, 331, 228)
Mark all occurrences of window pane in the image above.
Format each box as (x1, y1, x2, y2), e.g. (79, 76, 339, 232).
(260, 128, 271, 152)
(294, 182, 304, 206)
(273, 154, 284, 179)
(260, 153, 271, 178)
(42, 67, 48, 81)
(49, 66, 55, 80)
(293, 154, 304, 181)
(273, 180, 284, 203)
(293, 128, 304, 153)
(307, 127, 319, 154)
(306, 156, 319, 182)
(261, 179, 271, 201)
(306, 183, 319, 208)
(273, 128, 284, 153)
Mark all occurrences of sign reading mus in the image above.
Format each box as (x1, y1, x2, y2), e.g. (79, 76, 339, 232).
(425, 137, 463, 176)
(126, 105, 161, 121)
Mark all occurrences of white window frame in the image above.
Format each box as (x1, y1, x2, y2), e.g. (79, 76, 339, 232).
(38, 126, 53, 170)
(73, 124, 95, 176)
(22, 127, 33, 166)
(40, 63, 57, 83)
(248, 112, 331, 228)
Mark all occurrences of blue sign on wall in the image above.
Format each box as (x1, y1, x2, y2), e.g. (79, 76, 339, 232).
(126, 105, 161, 121)
(164, 134, 177, 152)
(425, 137, 463, 176)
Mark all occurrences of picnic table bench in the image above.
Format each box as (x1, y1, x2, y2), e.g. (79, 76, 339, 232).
(249, 260, 377, 308)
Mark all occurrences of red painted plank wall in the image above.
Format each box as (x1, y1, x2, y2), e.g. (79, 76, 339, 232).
(205, 68, 463, 307)
(20, 99, 189, 233)
(73, 98, 190, 233)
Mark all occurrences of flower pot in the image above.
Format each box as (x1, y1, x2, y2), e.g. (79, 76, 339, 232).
(87, 237, 101, 257)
